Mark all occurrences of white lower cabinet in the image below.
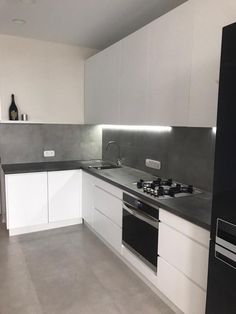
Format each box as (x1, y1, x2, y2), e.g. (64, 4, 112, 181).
(48, 170, 81, 223)
(159, 222, 209, 290)
(94, 185, 122, 228)
(6, 172, 48, 230)
(5, 170, 82, 235)
(93, 208, 122, 253)
(157, 257, 207, 314)
(93, 183, 122, 253)
(82, 172, 95, 228)
(82, 173, 123, 254)
(157, 209, 210, 314)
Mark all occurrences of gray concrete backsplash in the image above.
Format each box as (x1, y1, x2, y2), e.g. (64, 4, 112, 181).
(0, 123, 215, 191)
(0, 124, 102, 164)
(102, 127, 216, 192)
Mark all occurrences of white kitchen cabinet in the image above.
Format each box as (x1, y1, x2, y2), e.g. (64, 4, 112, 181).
(6, 172, 48, 230)
(159, 222, 209, 290)
(157, 208, 210, 314)
(189, 0, 236, 127)
(84, 42, 121, 124)
(48, 170, 82, 223)
(93, 208, 122, 253)
(82, 172, 95, 227)
(94, 185, 122, 227)
(91, 177, 122, 253)
(158, 257, 206, 314)
(119, 28, 149, 125)
(147, 1, 193, 126)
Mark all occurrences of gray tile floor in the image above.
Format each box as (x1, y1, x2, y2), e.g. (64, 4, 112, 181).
(0, 223, 175, 314)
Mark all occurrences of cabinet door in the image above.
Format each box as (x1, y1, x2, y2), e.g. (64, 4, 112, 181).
(189, 0, 236, 127)
(82, 172, 95, 227)
(94, 185, 122, 227)
(119, 28, 149, 125)
(159, 222, 209, 290)
(147, 2, 193, 126)
(84, 42, 121, 124)
(6, 172, 48, 229)
(158, 257, 206, 314)
(93, 208, 122, 253)
(48, 170, 81, 223)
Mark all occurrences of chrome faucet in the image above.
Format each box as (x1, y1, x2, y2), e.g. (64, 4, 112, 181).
(105, 140, 122, 166)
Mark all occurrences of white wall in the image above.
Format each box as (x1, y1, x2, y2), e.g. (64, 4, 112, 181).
(0, 35, 97, 124)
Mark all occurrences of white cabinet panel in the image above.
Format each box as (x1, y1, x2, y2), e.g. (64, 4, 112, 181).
(119, 28, 149, 125)
(94, 185, 122, 227)
(147, 2, 193, 126)
(159, 222, 209, 289)
(93, 208, 122, 253)
(158, 257, 206, 314)
(82, 172, 95, 228)
(6, 172, 48, 229)
(159, 209, 210, 248)
(85, 42, 121, 124)
(189, 0, 236, 127)
(94, 178, 122, 200)
(48, 170, 81, 223)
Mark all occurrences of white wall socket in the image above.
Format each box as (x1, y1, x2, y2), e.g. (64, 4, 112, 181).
(43, 150, 55, 157)
(145, 159, 161, 170)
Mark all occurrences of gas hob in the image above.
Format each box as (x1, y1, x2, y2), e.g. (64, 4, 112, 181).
(133, 178, 201, 199)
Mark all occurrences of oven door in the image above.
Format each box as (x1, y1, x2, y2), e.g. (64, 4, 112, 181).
(122, 201, 159, 272)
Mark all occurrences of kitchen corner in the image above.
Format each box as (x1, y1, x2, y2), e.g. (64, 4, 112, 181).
(1, 0, 235, 313)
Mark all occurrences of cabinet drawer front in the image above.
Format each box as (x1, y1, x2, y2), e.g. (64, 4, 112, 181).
(94, 178, 122, 200)
(159, 222, 209, 290)
(159, 209, 210, 248)
(93, 209, 122, 253)
(94, 186, 122, 227)
(158, 257, 206, 314)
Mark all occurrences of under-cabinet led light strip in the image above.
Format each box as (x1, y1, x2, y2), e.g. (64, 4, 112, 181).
(101, 125, 172, 132)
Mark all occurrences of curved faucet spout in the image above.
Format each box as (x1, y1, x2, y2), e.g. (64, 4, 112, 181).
(105, 140, 121, 166)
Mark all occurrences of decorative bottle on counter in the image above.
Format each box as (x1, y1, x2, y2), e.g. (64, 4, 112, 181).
(9, 94, 19, 120)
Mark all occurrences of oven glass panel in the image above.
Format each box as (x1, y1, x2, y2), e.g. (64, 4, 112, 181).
(122, 208, 158, 270)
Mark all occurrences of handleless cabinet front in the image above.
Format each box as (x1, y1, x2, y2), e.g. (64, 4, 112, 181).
(6, 172, 48, 229)
(48, 170, 82, 223)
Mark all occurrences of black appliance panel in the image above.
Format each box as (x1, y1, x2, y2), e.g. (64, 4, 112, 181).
(206, 242, 236, 314)
(210, 22, 236, 240)
(122, 193, 159, 272)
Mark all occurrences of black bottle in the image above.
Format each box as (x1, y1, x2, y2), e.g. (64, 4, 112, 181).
(9, 94, 19, 120)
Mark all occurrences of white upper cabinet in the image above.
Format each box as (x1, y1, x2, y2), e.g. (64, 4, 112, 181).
(119, 28, 149, 125)
(147, 2, 193, 126)
(189, 0, 236, 127)
(84, 0, 236, 127)
(85, 42, 121, 124)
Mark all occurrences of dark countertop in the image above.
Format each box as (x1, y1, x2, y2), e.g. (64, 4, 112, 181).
(1, 160, 83, 174)
(1, 160, 212, 230)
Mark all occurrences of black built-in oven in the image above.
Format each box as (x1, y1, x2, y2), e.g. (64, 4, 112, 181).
(122, 193, 159, 272)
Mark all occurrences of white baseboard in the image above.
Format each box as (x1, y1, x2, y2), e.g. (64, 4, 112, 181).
(9, 218, 83, 236)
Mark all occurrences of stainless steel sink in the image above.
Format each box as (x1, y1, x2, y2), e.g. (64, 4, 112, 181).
(88, 164, 121, 170)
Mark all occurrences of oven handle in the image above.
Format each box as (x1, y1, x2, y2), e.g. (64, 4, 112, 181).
(123, 202, 159, 229)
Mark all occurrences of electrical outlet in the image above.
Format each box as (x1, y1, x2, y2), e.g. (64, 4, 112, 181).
(145, 159, 161, 170)
(43, 150, 55, 158)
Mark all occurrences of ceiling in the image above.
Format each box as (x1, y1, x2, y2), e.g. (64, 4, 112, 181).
(0, 0, 187, 50)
